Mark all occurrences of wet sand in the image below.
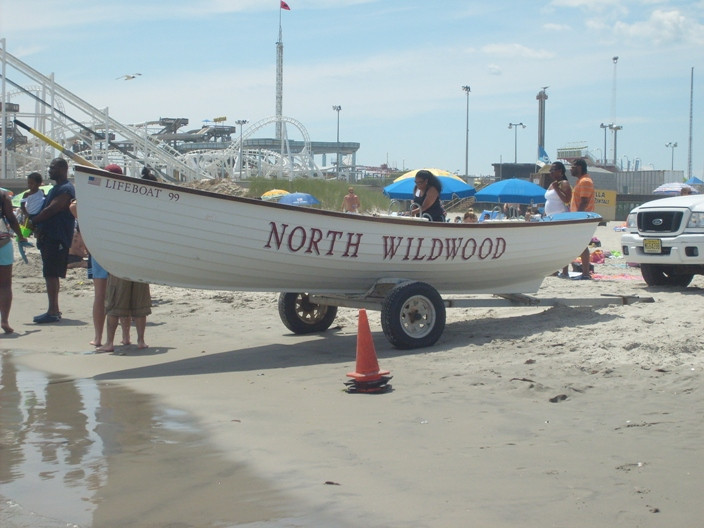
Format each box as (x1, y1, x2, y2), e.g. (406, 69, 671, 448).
(0, 358, 304, 527)
(2, 222, 704, 527)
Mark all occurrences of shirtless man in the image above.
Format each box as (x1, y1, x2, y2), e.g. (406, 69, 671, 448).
(341, 187, 360, 213)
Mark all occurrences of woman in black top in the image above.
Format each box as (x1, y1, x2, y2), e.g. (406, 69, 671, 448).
(411, 170, 445, 222)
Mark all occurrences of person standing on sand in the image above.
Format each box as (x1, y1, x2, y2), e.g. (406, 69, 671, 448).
(31, 157, 76, 324)
(570, 158, 595, 280)
(0, 189, 30, 333)
(341, 187, 360, 213)
(70, 164, 131, 347)
(545, 161, 573, 277)
(97, 168, 155, 352)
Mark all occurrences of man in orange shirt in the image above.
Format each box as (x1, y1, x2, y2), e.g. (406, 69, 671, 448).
(570, 158, 595, 279)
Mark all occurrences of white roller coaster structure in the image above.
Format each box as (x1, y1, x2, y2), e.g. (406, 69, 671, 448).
(179, 115, 321, 180)
(2, 44, 320, 182)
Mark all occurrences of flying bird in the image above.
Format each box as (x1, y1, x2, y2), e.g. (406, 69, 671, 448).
(116, 73, 142, 80)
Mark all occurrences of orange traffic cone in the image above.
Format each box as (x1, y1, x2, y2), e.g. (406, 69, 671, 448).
(345, 309, 392, 393)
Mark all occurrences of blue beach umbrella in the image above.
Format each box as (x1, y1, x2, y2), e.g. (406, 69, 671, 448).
(685, 176, 704, 185)
(279, 192, 320, 206)
(383, 176, 475, 200)
(474, 178, 546, 205)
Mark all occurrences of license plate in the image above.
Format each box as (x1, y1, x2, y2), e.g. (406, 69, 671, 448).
(643, 239, 662, 254)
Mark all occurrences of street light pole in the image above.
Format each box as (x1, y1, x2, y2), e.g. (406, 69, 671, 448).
(600, 123, 612, 164)
(609, 124, 622, 166)
(665, 142, 678, 170)
(235, 119, 248, 179)
(508, 122, 526, 163)
(462, 85, 470, 179)
(332, 105, 342, 180)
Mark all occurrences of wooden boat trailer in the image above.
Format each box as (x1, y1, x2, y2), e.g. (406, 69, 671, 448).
(277, 279, 654, 350)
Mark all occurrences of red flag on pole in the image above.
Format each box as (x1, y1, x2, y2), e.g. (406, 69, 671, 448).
(280, 1, 291, 10)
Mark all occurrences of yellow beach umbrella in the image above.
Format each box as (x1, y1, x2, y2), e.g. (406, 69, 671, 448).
(393, 168, 465, 183)
(261, 189, 290, 201)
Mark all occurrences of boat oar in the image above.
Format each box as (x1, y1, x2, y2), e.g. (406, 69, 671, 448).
(13, 119, 98, 168)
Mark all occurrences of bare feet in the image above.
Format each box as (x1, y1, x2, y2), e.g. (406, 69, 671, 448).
(121, 340, 132, 346)
(97, 344, 114, 352)
(90, 340, 102, 347)
(137, 341, 148, 349)
(2, 323, 13, 334)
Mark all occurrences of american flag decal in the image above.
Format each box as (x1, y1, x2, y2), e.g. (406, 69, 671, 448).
(88, 176, 101, 186)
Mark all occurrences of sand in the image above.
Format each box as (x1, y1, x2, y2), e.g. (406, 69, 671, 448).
(2, 221, 703, 527)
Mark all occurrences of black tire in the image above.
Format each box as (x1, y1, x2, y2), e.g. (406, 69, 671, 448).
(381, 282, 446, 349)
(640, 264, 694, 287)
(278, 292, 338, 334)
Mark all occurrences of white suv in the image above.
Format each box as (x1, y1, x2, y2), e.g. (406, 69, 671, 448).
(621, 195, 704, 286)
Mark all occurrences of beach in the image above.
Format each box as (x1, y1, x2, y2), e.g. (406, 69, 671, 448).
(2, 221, 703, 527)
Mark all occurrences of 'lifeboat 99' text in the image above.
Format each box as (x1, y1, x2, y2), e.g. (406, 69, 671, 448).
(103, 179, 179, 201)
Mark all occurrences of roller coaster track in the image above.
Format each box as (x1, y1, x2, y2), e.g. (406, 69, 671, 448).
(180, 115, 321, 180)
(1, 47, 198, 181)
(1, 46, 322, 182)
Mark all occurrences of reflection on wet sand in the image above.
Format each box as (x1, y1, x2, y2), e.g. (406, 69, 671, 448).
(0, 351, 294, 527)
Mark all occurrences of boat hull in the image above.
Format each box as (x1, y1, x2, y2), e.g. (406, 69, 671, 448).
(74, 166, 600, 295)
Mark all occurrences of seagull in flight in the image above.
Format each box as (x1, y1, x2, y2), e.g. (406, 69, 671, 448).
(116, 73, 142, 80)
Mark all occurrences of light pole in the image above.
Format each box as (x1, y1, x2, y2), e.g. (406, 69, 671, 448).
(235, 119, 248, 179)
(600, 123, 612, 164)
(609, 124, 622, 165)
(332, 105, 342, 179)
(462, 85, 470, 179)
(665, 141, 678, 170)
(508, 122, 526, 163)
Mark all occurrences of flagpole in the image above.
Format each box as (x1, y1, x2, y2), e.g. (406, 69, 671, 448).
(277, 1, 283, 178)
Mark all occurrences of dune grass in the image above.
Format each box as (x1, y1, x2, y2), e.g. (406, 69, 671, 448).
(245, 178, 397, 213)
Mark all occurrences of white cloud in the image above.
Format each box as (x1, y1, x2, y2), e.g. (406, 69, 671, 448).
(613, 9, 704, 46)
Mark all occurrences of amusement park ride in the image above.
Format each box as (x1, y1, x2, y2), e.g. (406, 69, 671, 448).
(0, 46, 358, 182)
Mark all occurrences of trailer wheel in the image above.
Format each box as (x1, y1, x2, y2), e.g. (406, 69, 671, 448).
(278, 292, 338, 334)
(640, 264, 694, 287)
(381, 282, 445, 349)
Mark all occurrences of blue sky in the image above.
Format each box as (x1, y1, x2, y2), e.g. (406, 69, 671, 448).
(2, 0, 703, 177)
